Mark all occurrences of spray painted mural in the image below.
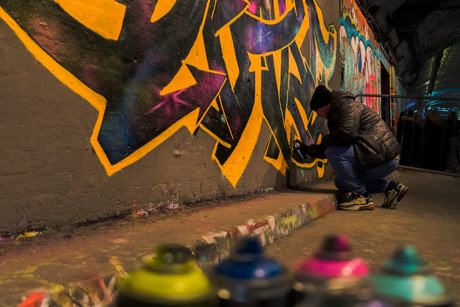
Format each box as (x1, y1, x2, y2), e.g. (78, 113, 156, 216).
(340, 0, 381, 114)
(0, 0, 337, 187)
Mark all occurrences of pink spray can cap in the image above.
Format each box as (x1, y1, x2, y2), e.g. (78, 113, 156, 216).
(294, 234, 369, 279)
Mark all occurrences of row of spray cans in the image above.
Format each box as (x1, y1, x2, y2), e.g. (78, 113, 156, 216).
(114, 235, 457, 307)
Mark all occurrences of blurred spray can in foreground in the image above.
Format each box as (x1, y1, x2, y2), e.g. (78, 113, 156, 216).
(293, 234, 372, 307)
(213, 236, 296, 307)
(368, 246, 457, 307)
(115, 244, 217, 307)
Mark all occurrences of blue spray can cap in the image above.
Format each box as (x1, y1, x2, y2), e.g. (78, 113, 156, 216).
(213, 236, 292, 303)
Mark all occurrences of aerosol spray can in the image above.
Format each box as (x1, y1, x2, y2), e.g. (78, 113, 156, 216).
(293, 140, 307, 161)
(293, 234, 372, 307)
(213, 236, 295, 307)
(115, 244, 217, 307)
(369, 246, 457, 307)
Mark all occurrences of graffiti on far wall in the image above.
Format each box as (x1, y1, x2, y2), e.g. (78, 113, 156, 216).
(0, 0, 337, 186)
(340, 0, 381, 114)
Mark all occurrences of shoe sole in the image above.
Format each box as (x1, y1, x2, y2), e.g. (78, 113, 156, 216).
(339, 203, 375, 211)
(389, 186, 409, 209)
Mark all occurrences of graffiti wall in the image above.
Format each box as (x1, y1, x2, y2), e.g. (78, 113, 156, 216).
(0, 0, 342, 234)
(0, 0, 336, 184)
(340, 0, 381, 114)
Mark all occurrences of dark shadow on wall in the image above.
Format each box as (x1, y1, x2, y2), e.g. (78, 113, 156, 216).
(288, 183, 347, 204)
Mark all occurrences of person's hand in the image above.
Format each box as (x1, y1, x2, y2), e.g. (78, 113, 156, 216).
(293, 140, 309, 160)
(293, 141, 326, 160)
(308, 144, 326, 159)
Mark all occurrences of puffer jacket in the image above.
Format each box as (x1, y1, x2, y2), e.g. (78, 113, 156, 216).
(321, 90, 400, 172)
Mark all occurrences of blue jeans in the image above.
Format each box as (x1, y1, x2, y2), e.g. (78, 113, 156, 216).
(325, 145, 399, 194)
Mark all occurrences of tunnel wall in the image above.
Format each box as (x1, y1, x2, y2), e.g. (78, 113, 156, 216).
(339, 0, 382, 114)
(0, 0, 386, 235)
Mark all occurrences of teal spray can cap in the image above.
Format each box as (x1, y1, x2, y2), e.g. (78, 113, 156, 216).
(370, 246, 457, 306)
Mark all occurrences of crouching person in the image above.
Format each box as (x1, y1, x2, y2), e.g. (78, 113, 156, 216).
(294, 85, 408, 211)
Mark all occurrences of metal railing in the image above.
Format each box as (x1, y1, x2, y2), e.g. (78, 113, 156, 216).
(356, 94, 460, 173)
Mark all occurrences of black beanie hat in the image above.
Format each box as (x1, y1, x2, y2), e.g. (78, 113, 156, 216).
(310, 85, 332, 111)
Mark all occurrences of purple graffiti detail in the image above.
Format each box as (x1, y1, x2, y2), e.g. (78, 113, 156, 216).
(236, 0, 305, 55)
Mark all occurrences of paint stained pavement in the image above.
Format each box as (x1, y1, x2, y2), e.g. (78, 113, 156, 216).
(0, 189, 336, 306)
(265, 169, 460, 303)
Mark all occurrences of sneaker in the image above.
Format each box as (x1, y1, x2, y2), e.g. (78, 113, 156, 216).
(382, 182, 408, 209)
(339, 193, 374, 211)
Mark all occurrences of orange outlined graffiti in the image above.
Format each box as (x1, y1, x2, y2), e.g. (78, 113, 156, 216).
(0, 0, 337, 186)
(53, 0, 127, 40)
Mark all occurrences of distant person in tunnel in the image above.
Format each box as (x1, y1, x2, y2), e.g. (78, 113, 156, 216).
(446, 111, 460, 172)
(398, 109, 415, 166)
(293, 85, 408, 211)
(422, 109, 448, 171)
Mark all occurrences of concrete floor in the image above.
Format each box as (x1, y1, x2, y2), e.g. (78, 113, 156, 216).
(2, 169, 459, 306)
(265, 169, 460, 302)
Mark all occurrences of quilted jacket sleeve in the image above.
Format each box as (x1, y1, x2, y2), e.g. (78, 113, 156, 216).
(321, 98, 360, 148)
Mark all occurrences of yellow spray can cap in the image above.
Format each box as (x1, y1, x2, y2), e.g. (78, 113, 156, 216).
(118, 244, 215, 305)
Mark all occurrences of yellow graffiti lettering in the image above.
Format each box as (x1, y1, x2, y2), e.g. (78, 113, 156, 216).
(294, 1, 310, 47)
(263, 135, 288, 176)
(0, 0, 336, 183)
(54, 0, 126, 40)
(289, 48, 302, 84)
(150, 0, 177, 23)
(284, 110, 297, 143)
(213, 53, 265, 188)
(246, 0, 296, 24)
(160, 65, 197, 95)
(184, 31, 210, 71)
(219, 26, 239, 90)
(295, 98, 309, 133)
(312, 0, 332, 44)
(272, 50, 283, 100)
(200, 123, 232, 149)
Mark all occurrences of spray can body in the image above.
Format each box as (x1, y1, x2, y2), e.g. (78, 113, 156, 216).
(293, 141, 306, 161)
(293, 235, 371, 307)
(115, 245, 217, 307)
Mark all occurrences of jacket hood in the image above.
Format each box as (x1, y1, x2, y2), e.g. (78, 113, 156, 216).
(331, 90, 355, 103)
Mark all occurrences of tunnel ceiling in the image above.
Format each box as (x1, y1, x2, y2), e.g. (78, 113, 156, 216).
(356, 0, 460, 96)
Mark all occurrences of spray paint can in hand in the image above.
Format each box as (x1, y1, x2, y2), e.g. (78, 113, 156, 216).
(369, 246, 457, 307)
(293, 140, 307, 161)
(293, 234, 372, 307)
(115, 244, 217, 307)
(213, 236, 294, 307)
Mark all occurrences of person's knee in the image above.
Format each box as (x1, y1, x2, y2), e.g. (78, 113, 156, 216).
(325, 146, 356, 168)
(325, 145, 353, 158)
(325, 149, 337, 162)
